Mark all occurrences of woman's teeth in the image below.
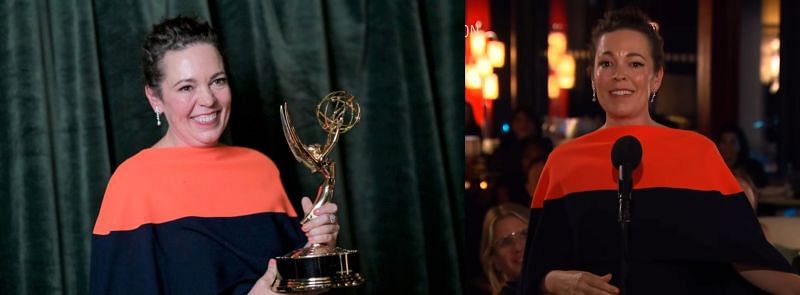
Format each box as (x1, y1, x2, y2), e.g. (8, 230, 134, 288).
(611, 90, 633, 96)
(194, 112, 217, 123)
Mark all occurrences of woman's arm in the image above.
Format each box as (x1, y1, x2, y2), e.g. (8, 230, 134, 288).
(735, 264, 800, 295)
(541, 270, 619, 295)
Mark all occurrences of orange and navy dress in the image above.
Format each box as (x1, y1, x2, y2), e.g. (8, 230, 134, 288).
(90, 146, 305, 294)
(519, 125, 793, 294)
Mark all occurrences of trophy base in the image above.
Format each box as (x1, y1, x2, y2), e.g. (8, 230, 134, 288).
(274, 246, 365, 293)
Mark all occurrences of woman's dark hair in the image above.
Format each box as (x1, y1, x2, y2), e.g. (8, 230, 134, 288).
(718, 125, 751, 165)
(589, 8, 664, 73)
(142, 16, 220, 92)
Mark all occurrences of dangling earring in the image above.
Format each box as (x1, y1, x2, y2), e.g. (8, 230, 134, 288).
(592, 89, 597, 102)
(155, 107, 162, 126)
(650, 91, 657, 103)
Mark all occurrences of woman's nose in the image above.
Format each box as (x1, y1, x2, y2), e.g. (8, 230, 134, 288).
(613, 70, 627, 81)
(197, 86, 217, 106)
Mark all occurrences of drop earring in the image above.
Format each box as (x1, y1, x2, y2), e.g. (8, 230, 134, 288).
(592, 89, 597, 102)
(155, 107, 162, 126)
(650, 91, 657, 103)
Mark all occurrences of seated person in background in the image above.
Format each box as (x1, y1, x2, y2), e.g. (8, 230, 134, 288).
(737, 169, 800, 265)
(526, 156, 547, 201)
(521, 139, 553, 204)
(717, 125, 768, 188)
(480, 203, 530, 295)
(490, 108, 541, 205)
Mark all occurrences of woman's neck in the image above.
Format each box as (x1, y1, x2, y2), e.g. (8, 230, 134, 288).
(602, 114, 659, 128)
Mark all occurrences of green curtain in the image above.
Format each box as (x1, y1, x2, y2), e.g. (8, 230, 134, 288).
(0, 1, 464, 294)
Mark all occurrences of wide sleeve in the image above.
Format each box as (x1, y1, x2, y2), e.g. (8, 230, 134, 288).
(519, 158, 575, 295)
(90, 173, 165, 294)
(629, 140, 793, 273)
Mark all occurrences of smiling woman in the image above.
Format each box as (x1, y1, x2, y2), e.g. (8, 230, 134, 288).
(518, 8, 800, 295)
(90, 16, 340, 295)
(145, 43, 231, 147)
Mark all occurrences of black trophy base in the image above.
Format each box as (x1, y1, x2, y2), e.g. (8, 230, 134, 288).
(274, 246, 364, 293)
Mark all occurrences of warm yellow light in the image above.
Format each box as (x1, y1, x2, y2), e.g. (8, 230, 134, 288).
(479, 180, 489, 190)
(770, 54, 780, 93)
(548, 74, 560, 99)
(465, 64, 482, 89)
(487, 40, 505, 67)
(547, 47, 562, 69)
(770, 54, 780, 76)
(476, 57, 492, 77)
(556, 54, 576, 89)
(483, 74, 499, 100)
(548, 32, 567, 53)
(465, 181, 471, 190)
(470, 30, 486, 57)
(760, 37, 781, 91)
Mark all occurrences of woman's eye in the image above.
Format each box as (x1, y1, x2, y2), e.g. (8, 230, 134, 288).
(631, 62, 645, 68)
(598, 61, 611, 68)
(179, 85, 193, 92)
(212, 78, 227, 86)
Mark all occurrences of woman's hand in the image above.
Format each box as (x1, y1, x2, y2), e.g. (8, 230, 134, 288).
(248, 259, 325, 295)
(301, 197, 339, 247)
(542, 270, 620, 295)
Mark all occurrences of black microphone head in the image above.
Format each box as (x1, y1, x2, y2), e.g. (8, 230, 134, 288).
(611, 135, 643, 170)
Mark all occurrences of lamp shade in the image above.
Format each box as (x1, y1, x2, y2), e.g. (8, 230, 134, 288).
(483, 74, 499, 99)
(487, 40, 505, 67)
(548, 74, 560, 99)
(470, 30, 486, 57)
(556, 54, 576, 89)
(476, 57, 492, 77)
(465, 64, 482, 89)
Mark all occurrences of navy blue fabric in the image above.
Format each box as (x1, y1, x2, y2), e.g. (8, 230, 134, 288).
(519, 189, 791, 295)
(90, 212, 305, 295)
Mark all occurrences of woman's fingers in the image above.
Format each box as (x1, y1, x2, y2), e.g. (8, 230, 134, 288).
(300, 197, 338, 216)
(301, 214, 338, 231)
(306, 233, 336, 244)
(301, 217, 339, 245)
(580, 273, 619, 295)
(313, 202, 338, 215)
(301, 197, 313, 215)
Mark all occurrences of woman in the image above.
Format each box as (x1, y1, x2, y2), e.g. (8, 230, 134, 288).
(519, 8, 800, 294)
(90, 17, 338, 294)
(480, 203, 530, 295)
(717, 125, 768, 188)
(491, 108, 542, 205)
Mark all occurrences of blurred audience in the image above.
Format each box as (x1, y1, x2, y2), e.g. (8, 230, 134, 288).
(479, 203, 530, 295)
(490, 108, 550, 206)
(717, 125, 768, 188)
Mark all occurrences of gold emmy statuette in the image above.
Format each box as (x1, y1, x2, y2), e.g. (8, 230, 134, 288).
(274, 91, 365, 292)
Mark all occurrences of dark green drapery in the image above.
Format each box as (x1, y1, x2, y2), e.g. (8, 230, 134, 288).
(0, 1, 464, 294)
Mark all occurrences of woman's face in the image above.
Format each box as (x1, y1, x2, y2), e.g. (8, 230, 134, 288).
(718, 132, 740, 166)
(592, 29, 663, 125)
(526, 160, 545, 197)
(511, 112, 535, 140)
(146, 43, 231, 147)
(491, 216, 527, 282)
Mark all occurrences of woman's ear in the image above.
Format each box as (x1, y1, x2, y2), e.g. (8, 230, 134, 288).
(145, 85, 161, 111)
(652, 67, 664, 92)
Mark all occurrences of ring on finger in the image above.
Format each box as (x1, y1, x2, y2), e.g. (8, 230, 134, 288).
(328, 214, 337, 224)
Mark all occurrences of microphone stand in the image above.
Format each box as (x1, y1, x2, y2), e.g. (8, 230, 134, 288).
(617, 164, 631, 295)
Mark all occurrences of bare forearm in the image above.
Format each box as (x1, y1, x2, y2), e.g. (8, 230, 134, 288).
(735, 264, 800, 295)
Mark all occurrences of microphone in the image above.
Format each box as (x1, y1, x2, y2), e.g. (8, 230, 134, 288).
(610, 135, 642, 295)
(611, 136, 642, 223)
